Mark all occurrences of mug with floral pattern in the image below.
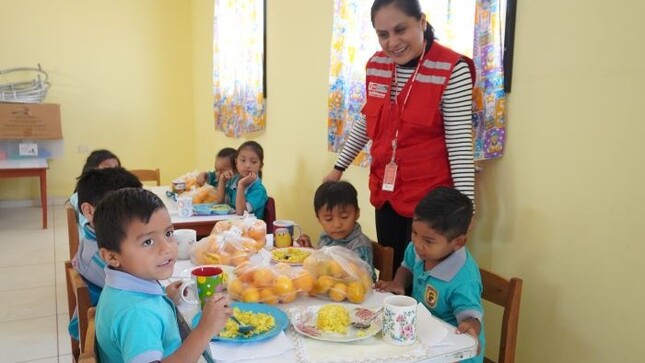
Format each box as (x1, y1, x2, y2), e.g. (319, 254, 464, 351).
(382, 295, 417, 345)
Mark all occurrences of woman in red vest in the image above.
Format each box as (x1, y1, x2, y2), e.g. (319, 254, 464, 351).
(325, 0, 475, 271)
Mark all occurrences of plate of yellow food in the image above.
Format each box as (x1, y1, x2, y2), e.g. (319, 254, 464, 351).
(271, 247, 315, 265)
(290, 304, 382, 342)
(192, 302, 289, 342)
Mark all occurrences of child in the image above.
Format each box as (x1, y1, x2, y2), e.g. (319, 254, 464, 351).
(298, 181, 376, 281)
(70, 149, 122, 229)
(69, 167, 142, 340)
(215, 141, 268, 218)
(375, 187, 484, 362)
(94, 188, 232, 362)
(196, 147, 237, 187)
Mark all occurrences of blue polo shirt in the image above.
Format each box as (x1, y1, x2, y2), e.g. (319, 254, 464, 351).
(96, 268, 181, 363)
(402, 243, 485, 363)
(224, 175, 268, 219)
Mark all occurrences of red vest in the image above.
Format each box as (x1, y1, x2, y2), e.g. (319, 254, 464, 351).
(362, 42, 475, 217)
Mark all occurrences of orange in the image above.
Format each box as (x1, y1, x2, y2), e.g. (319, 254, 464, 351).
(231, 251, 249, 266)
(241, 286, 260, 302)
(313, 275, 335, 295)
(279, 290, 297, 303)
(327, 260, 345, 279)
(274, 262, 293, 276)
(293, 271, 314, 293)
(260, 288, 279, 304)
(227, 278, 245, 298)
(360, 272, 373, 291)
(329, 282, 347, 302)
(346, 281, 366, 303)
(253, 268, 276, 287)
(273, 275, 295, 297)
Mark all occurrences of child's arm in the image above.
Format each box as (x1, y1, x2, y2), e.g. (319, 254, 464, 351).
(375, 266, 411, 295)
(214, 170, 233, 204)
(196, 172, 208, 187)
(161, 294, 232, 363)
(234, 172, 258, 215)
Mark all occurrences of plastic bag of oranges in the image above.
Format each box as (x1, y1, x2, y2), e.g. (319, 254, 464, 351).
(192, 184, 218, 204)
(190, 230, 260, 267)
(211, 215, 266, 250)
(303, 246, 373, 304)
(226, 256, 315, 305)
(170, 170, 199, 194)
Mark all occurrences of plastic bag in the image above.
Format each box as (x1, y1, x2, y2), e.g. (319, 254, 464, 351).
(226, 251, 315, 304)
(192, 184, 218, 204)
(190, 231, 259, 267)
(170, 170, 200, 194)
(211, 214, 266, 250)
(303, 246, 373, 304)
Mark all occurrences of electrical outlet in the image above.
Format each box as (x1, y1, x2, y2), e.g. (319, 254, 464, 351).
(77, 145, 89, 153)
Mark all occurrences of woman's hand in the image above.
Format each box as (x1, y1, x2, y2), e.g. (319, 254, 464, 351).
(323, 169, 343, 182)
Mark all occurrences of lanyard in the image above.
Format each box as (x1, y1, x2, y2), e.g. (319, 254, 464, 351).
(390, 41, 426, 163)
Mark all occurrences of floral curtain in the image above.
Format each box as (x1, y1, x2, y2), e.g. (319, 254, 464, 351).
(327, 0, 507, 162)
(213, 0, 265, 137)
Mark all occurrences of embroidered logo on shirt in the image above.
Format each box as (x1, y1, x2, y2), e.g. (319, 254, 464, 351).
(368, 82, 388, 99)
(424, 284, 439, 308)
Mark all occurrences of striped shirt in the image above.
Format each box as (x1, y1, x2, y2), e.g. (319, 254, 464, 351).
(334, 60, 475, 205)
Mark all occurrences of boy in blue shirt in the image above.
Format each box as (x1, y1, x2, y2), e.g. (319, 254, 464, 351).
(298, 180, 376, 281)
(94, 188, 232, 362)
(376, 187, 484, 362)
(69, 167, 142, 340)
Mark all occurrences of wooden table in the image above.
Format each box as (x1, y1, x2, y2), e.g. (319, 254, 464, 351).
(0, 159, 48, 228)
(147, 186, 237, 237)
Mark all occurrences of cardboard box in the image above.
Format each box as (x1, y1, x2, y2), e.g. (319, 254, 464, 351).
(0, 103, 62, 140)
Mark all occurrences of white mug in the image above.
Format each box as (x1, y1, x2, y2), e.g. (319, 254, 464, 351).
(177, 196, 193, 217)
(382, 295, 417, 345)
(174, 229, 196, 260)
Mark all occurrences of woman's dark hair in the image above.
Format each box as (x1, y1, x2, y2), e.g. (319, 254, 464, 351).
(414, 186, 473, 241)
(313, 181, 359, 216)
(217, 147, 238, 173)
(81, 149, 121, 174)
(238, 141, 264, 179)
(370, 0, 435, 42)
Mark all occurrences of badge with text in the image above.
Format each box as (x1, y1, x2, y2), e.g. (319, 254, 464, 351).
(382, 161, 397, 191)
(368, 82, 388, 99)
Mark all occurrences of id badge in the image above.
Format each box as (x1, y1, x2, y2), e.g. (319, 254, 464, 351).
(382, 162, 398, 191)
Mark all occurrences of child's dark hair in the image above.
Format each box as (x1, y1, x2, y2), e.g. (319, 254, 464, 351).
(94, 188, 166, 252)
(217, 147, 238, 172)
(370, 0, 435, 42)
(313, 181, 359, 216)
(414, 187, 473, 241)
(81, 149, 121, 174)
(238, 141, 264, 178)
(76, 167, 142, 208)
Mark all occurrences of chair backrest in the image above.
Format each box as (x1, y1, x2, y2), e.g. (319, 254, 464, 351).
(371, 241, 394, 281)
(65, 261, 92, 362)
(263, 196, 276, 233)
(78, 307, 99, 363)
(66, 203, 80, 259)
(130, 168, 160, 186)
(480, 268, 523, 363)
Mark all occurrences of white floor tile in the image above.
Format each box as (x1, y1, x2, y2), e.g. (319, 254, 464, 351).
(0, 286, 56, 323)
(0, 263, 56, 292)
(0, 206, 50, 230)
(57, 354, 73, 363)
(0, 316, 58, 362)
(56, 284, 70, 316)
(18, 356, 59, 363)
(57, 314, 72, 356)
(0, 231, 55, 268)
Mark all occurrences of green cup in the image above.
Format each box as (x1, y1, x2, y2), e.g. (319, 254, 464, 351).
(180, 266, 224, 308)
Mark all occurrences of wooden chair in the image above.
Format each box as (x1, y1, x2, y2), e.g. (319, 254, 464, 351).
(480, 268, 523, 363)
(66, 202, 80, 259)
(78, 307, 99, 363)
(130, 168, 160, 186)
(371, 241, 394, 281)
(65, 261, 92, 362)
(263, 196, 276, 233)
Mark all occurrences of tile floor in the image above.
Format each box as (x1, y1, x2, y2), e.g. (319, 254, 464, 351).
(0, 205, 74, 363)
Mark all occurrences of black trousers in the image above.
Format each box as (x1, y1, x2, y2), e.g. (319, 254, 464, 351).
(375, 202, 412, 274)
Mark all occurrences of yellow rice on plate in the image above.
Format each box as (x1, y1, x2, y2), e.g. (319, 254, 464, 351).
(219, 307, 276, 338)
(271, 248, 312, 264)
(316, 304, 350, 334)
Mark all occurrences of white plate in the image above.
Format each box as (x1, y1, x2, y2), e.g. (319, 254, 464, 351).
(290, 305, 382, 342)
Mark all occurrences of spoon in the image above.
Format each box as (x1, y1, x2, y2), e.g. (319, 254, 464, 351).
(230, 315, 254, 334)
(351, 307, 383, 329)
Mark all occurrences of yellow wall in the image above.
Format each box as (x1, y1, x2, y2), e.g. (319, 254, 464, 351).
(2, 0, 645, 361)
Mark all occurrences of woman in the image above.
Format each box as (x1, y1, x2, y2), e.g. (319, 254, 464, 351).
(325, 0, 475, 270)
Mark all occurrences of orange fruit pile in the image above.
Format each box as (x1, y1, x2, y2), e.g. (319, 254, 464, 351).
(227, 262, 315, 304)
(304, 258, 371, 304)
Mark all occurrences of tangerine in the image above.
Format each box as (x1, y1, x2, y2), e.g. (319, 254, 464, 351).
(227, 278, 245, 298)
(327, 260, 345, 279)
(241, 286, 260, 302)
(313, 275, 335, 295)
(293, 271, 314, 293)
(260, 288, 279, 304)
(346, 281, 366, 303)
(273, 275, 295, 297)
(253, 268, 276, 287)
(329, 282, 347, 302)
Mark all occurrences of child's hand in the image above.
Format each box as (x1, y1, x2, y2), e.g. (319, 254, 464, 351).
(220, 170, 234, 182)
(297, 234, 312, 247)
(456, 317, 482, 354)
(374, 280, 405, 295)
(165, 280, 183, 305)
(196, 172, 207, 187)
(238, 172, 257, 189)
(199, 294, 233, 337)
